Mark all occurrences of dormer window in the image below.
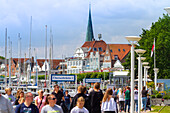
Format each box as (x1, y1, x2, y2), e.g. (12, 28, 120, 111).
(93, 48, 97, 51)
(114, 55, 118, 60)
(98, 47, 102, 51)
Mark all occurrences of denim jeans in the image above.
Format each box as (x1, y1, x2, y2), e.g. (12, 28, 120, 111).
(134, 100, 138, 112)
(142, 97, 147, 111)
(124, 99, 130, 112)
(65, 103, 70, 110)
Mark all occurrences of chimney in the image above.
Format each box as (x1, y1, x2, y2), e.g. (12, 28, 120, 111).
(98, 34, 102, 40)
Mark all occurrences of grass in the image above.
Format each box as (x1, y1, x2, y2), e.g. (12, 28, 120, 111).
(148, 105, 170, 113)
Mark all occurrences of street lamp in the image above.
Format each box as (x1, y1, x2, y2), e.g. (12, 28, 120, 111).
(142, 62, 149, 87)
(144, 66, 150, 89)
(154, 68, 159, 90)
(125, 36, 141, 113)
(135, 49, 146, 113)
(164, 7, 170, 15)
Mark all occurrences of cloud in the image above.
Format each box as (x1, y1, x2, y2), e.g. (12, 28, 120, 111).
(0, 0, 169, 58)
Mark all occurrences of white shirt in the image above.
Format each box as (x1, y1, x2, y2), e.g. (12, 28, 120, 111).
(101, 98, 116, 112)
(70, 106, 89, 113)
(118, 92, 124, 101)
(134, 90, 138, 100)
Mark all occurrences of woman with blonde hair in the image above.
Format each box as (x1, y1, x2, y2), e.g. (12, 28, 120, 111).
(70, 96, 89, 113)
(118, 88, 124, 112)
(101, 88, 116, 113)
(14, 90, 24, 105)
(4, 88, 15, 105)
(35, 90, 46, 113)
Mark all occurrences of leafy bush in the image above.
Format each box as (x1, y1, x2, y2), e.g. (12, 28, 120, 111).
(163, 95, 169, 99)
(153, 90, 159, 95)
(151, 95, 155, 98)
(155, 93, 162, 98)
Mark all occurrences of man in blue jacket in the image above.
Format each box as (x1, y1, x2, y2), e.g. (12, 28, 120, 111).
(15, 92, 39, 113)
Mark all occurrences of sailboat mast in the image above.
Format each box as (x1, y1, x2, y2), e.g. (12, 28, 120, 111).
(8, 37, 11, 87)
(44, 25, 47, 87)
(5, 28, 7, 87)
(18, 33, 21, 87)
(29, 16, 32, 84)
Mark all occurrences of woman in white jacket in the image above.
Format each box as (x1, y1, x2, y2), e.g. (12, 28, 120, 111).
(101, 88, 117, 113)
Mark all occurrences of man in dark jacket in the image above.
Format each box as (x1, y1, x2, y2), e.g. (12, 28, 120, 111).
(69, 85, 88, 111)
(89, 82, 103, 113)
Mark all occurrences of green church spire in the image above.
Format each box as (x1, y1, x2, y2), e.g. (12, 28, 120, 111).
(85, 4, 94, 42)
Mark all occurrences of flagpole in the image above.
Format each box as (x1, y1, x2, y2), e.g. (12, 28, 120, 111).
(154, 38, 156, 69)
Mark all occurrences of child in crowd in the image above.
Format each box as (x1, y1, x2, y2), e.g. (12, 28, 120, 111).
(70, 96, 89, 113)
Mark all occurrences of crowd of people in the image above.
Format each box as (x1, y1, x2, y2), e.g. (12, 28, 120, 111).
(0, 83, 151, 113)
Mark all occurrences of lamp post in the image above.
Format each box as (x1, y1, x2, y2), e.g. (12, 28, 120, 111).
(135, 49, 146, 113)
(154, 68, 159, 90)
(125, 36, 141, 113)
(144, 66, 150, 89)
(142, 62, 149, 87)
(140, 57, 146, 88)
(164, 7, 170, 15)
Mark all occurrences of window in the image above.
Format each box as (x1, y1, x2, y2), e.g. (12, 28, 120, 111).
(114, 55, 118, 60)
(83, 61, 85, 66)
(110, 49, 112, 52)
(98, 47, 102, 51)
(93, 48, 97, 51)
(118, 49, 120, 52)
(96, 58, 98, 62)
(70, 62, 72, 66)
(73, 61, 75, 66)
(123, 49, 125, 52)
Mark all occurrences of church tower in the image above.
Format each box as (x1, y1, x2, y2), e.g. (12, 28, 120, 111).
(85, 4, 94, 42)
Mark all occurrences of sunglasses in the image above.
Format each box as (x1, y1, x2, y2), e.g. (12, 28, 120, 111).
(49, 98, 56, 100)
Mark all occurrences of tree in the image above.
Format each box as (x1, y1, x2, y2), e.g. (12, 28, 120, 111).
(0, 56, 5, 59)
(123, 14, 170, 79)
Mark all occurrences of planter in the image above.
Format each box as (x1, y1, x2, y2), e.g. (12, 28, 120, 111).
(151, 98, 162, 105)
(164, 99, 170, 105)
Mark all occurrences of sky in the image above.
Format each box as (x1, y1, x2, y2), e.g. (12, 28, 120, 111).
(0, 0, 169, 59)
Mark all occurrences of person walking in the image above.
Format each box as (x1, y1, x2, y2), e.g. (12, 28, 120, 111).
(0, 92, 15, 113)
(5, 88, 15, 105)
(118, 88, 124, 112)
(70, 97, 89, 113)
(41, 94, 63, 113)
(142, 86, 148, 112)
(64, 90, 72, 110)
(70, 85, 88, 111)
(124, 86, 130, 113)
(134, 86, 138, 113)
(15, 92, 39, 113)
(89, 82, 103, 113)
(101, 88, 116, 113)
(14, 90, 24, 105)
(52, 84, 65, 105)
(35, 90, 46, 113)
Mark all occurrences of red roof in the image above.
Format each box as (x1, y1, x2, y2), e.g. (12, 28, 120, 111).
(108, 44, 131, 61)
(37, 59, 63, 69)
(81, 40, 107, 58)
